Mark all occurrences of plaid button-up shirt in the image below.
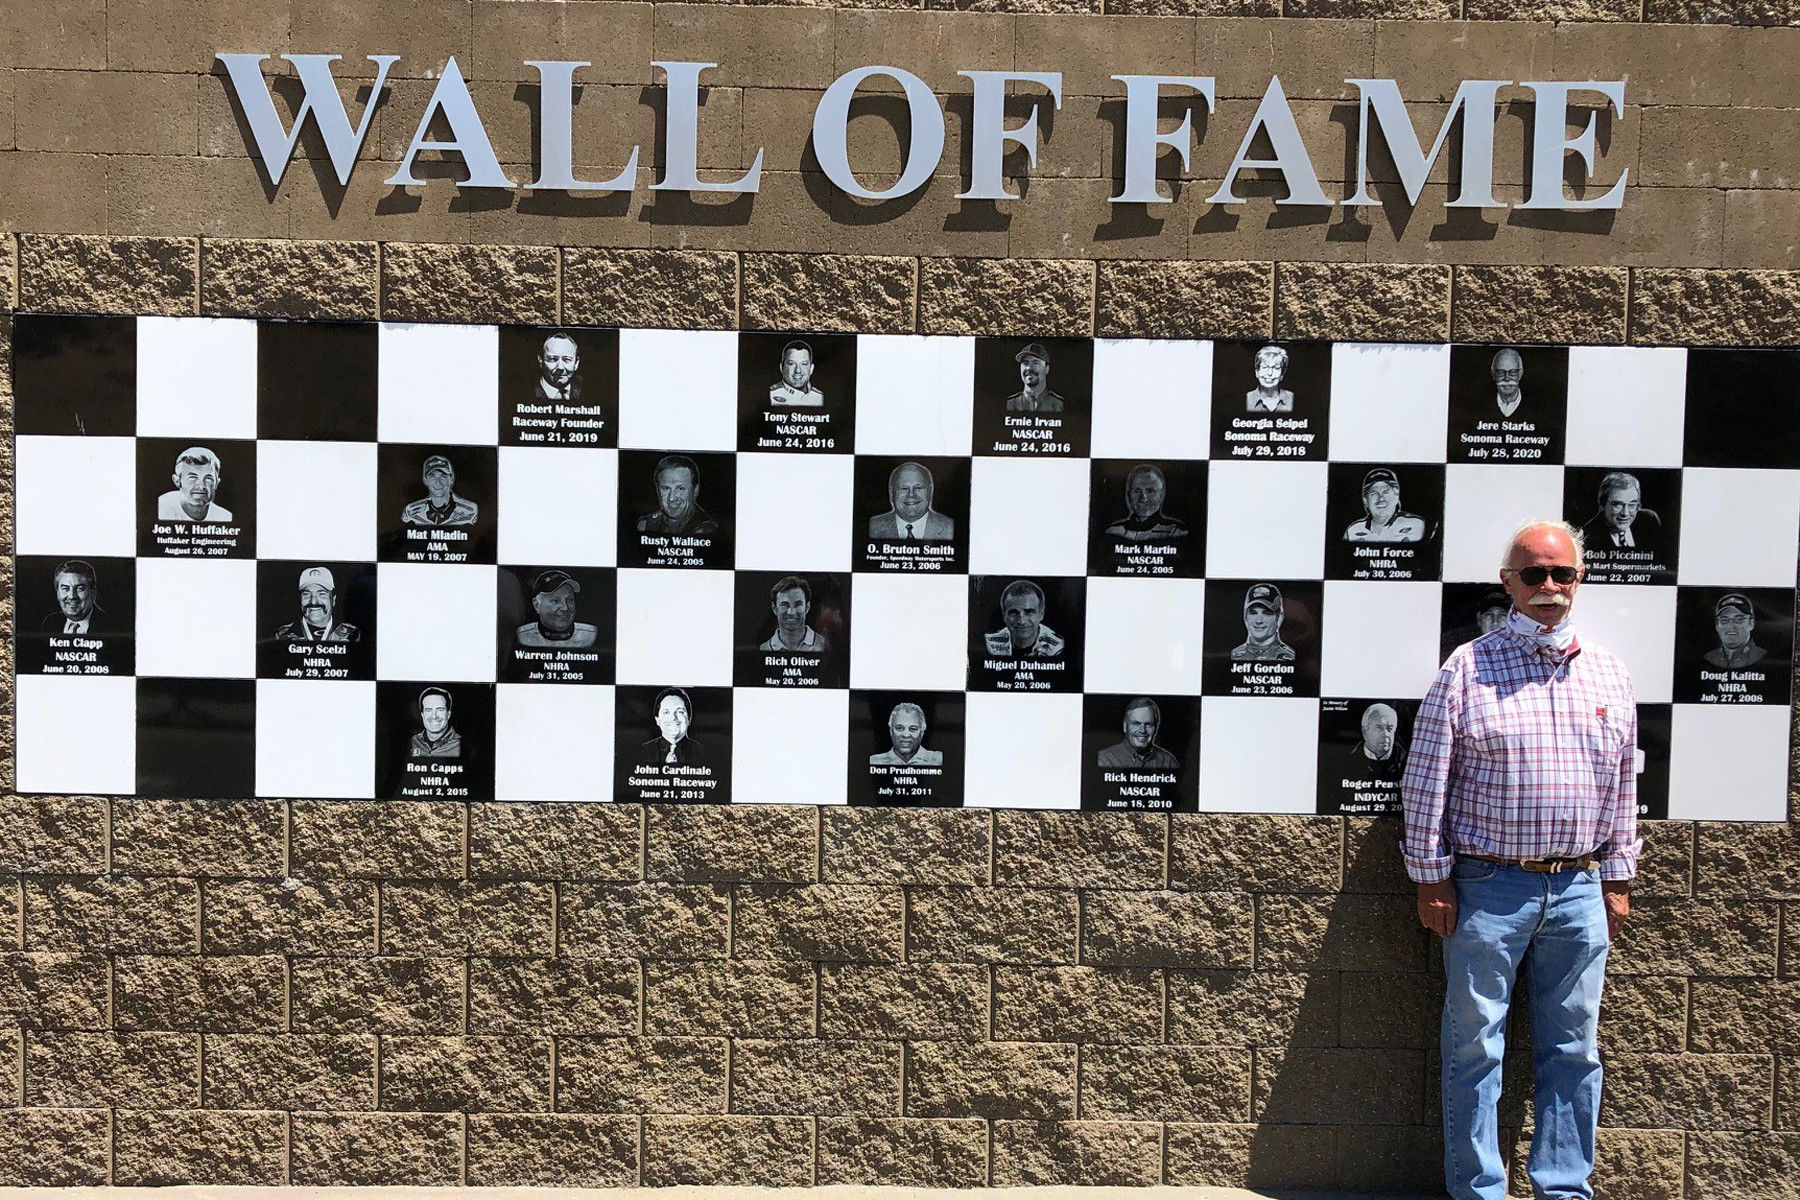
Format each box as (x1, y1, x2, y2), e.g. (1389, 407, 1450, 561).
(1400, 626, 1642, 884)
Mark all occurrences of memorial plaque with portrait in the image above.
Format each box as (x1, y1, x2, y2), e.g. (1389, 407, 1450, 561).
(1563, 466, 1681, 585)
(1324, 463, 1443, 581)
(847, 690, 964, 807)
(1210, 340, 1332, 461)
(15, 555, 136, 676)
(852, 456, 969, 573)
(254, 560, 376, 681)
(1673, 587, 1794, 706)
(12, 314, 137, 437)
(375, 682, 494, 801)
(1086, 460, 1206, 579)
(497, 565, 615, 685)
(614, 683, 732, 803)
(733, 571, 850, 688)
(616, 450, 736, 570)
(1080, 694, 1200, 812)
(498, 326, 619, 448)
(970, 336, 1093, 458)
(737, 331, 857, 454)
(1440, 582, 1514, 663)
(376, 445, 498, 564)
(1446, 344, 1567, 464)
(1316, 697, 1415, 815)
(967, 575, 1086, 693)
(1201, 579, 1322, 697)
(137, 437, 256, 558)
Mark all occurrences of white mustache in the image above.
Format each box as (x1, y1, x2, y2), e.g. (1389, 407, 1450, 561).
(1530, 591, 1571, 608)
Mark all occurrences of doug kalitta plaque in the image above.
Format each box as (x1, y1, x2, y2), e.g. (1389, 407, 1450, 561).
(1674, 587, 1794, 706)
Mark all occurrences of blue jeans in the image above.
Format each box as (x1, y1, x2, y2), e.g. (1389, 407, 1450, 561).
(1440, 857, 1610, 1200)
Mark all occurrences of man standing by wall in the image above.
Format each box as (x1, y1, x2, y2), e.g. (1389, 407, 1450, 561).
(1402, 519, 1640, 1200)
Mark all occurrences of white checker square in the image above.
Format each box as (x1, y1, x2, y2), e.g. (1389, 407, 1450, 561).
(968, 457, 1091, 575)
(136, 558, 257, 678)
(854, 335, 975, 456)
(16, 436, 137, 556)
(1083, 576, 1205, 695)
(1197, 697, 1320, 813)
(1677, 468, 1800, 588)
(1572, 585, 1678, 704)
(618, 329, 739, 451)
(1328, 343, 1451, 463)
(731, 688, 849, 805)
(16, 675, 137, 795)
(963, 691, 1082, 809)
(1441, 464, 1564, 583)
(849, 574, 968, 691)
(136, 317, 259, 438)
(376, 563, 498, 682)
(495, 683, 614, 801)
(615, 568, 735, 686)
(1205, 460, 1328, 579)
(1318, 581, 1445, 698)
(736, 453, 855, 571)
(1565, 347, 1687, 467)
(377, 323, 500, 445)
(257, 440, 379, 561)
(1668, 704, 1791, 821)
(498, 446, 618, 567)
(1090, 339, 1211, 460)
(255, 679, 376, 798)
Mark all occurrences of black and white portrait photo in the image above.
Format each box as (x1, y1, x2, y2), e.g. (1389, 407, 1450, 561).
(15, 556, 135, 676)
(378, 445, 497, 564)
(1674, 588, 1794, 706)
(736, 332, 857, 454)
(854, 456, 968, 572)
(497, 566, 615, 685)
(617, 451, 735, 569)
(138, 438, 255, 558)
(12, 314, 137, 437)
(1324, 464, 1443, 581)
(255, 561, 376, 681)
(848, 691, 964, 807)
(375, 682, 494, 801)
(1446, 345, 1568, 464)
(499, 325, 619, 448)
(1210, 340, 1332, 461)
(1202, 580, 1322, 697)
(967, 576, 1086, 693)
(1087, 460, 1206, 578)
(971, 337, 1093, 457)
(1316, 698, 1413, 815)
(733, 572, 850, 688)
(1565, 467, 1681, 585)
(1440, 583, 1513, 662)
(614, 684, 731, 803)
(1080, 694, 1199, 812)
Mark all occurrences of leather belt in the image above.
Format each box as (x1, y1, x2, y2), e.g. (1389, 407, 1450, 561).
(1462, 852, 1598, 873)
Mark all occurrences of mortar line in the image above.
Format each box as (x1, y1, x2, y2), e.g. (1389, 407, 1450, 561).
(282, 1109, 293, 1186)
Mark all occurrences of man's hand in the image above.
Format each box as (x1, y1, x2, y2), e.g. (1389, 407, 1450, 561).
(1417, 879, 1457, 938)
(1602, 882, 1630, 940)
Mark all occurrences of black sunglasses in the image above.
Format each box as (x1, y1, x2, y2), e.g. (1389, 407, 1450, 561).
(1505, 565, 1582, 586)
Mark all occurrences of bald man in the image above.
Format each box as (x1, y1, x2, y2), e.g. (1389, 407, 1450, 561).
(1343, 702, 1405, 783)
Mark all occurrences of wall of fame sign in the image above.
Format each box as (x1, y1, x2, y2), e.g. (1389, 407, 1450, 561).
(11, 315, 1799, 819)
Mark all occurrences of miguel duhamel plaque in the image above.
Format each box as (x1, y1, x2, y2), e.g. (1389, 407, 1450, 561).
(16, 555, 136, 676)
(1325, 463, 1443, 581)
(614, 684, 731, 803)
(617, 450, 736, 570)
(1674, 587, 1794, 706)
(499, 326, 619, 448)
(971, 337, 1093, 458)
(1317, 697, 1414, 815)
(255, 561, 376, 681)
(498, 566, 616, 684)
(1211, 340, 1331, 461)
(1446, 344, 1567, 464)
(376, 681, 495, 801)
(1080, 694, 1200, 812)
(737, 331, 857, 454)
(138, 438, 255, 558)
(967, 575, 1086, 693)
(377, 445, 498, 564)
(734, 572, 850, 688)
(848, 691, 964, 807)
(854, 456, 969, 573)
(1564, 466, 1681, 585)
(1087, 460, 1206, 579)
(1202, 580, 1322, 698)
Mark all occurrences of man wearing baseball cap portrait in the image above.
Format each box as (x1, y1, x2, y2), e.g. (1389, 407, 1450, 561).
(1003, 343, 1065, 414)
(1703, 593, 1768, 669)
(275, 567, 359, 643)
(517, 570, 598, 649)
(401, 454, 479, 527)
(1231, 583, 1294, 661)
